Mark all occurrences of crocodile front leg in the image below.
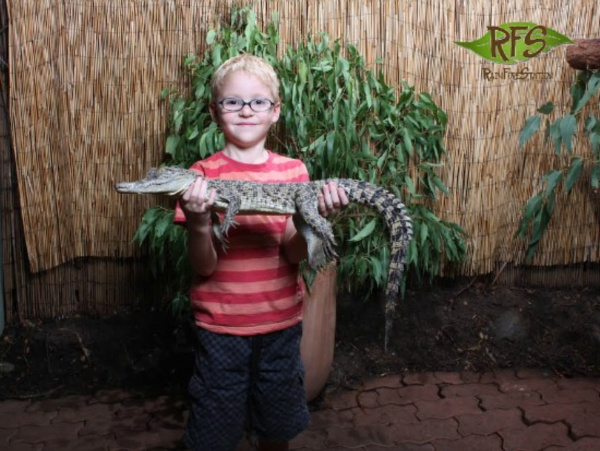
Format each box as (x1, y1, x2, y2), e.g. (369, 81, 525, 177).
(218, 195, 241, 236)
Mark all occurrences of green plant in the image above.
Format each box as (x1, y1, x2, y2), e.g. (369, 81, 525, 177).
(517, 70, 600, 260)
(133, 7, 467, 313)
(132, 207, 191, 316)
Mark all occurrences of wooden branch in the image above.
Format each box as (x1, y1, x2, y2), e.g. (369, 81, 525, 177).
(566, 39, 600, 71)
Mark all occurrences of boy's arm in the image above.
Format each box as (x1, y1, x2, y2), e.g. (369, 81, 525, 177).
(180, 177, 218, 276)
(283, 181, 349, 264)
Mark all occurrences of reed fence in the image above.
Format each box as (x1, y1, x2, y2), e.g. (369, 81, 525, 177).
(2, 0, 600, 319)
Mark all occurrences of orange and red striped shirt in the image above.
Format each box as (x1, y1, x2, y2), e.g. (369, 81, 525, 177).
(174, 150, 310, 335)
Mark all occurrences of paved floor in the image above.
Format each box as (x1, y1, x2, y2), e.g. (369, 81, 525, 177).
(1, 368, 599, 450)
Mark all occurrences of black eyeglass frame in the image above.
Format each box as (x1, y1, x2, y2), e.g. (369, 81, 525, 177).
(217, 97, 276, 113)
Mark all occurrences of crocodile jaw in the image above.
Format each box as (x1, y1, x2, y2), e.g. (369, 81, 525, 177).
(115, 167, 198, 196)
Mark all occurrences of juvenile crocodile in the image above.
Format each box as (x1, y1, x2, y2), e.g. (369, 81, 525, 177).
(116, 165, 413, 350)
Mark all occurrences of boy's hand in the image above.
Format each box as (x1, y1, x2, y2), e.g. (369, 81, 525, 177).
(318, 181, 349, 218)
(180, 177, 216, 228)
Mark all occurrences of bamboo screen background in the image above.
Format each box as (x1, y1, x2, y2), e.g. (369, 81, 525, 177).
(4, 1, 600, 317)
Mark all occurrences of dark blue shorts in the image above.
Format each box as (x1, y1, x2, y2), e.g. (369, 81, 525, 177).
(183, 323, 310, 451)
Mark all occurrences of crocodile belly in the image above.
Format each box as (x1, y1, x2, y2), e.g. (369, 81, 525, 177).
(238, 198, 296, 215)
(211, 198, 296, 215)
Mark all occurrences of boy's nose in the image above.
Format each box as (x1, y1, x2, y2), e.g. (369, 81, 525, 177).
(239, 104, 254, 114)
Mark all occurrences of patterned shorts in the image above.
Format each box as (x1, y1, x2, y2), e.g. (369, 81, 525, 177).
(183, 323, 310, 451)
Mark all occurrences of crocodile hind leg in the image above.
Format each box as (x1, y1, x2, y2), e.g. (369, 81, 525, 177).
(295, 193, 338, 261)
(210, 212, 229, 252)
(292, 214, 328, 270)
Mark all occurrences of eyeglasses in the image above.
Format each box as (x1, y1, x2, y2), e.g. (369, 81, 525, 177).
(217, 97, 276, 113)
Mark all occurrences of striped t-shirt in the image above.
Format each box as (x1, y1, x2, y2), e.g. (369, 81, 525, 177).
(174, 150, 310, 336)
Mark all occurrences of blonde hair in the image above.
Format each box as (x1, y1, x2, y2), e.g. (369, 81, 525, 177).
(210, 53, 280, 102)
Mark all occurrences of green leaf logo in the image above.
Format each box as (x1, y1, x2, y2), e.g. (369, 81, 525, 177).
(455, 22, 573, 64)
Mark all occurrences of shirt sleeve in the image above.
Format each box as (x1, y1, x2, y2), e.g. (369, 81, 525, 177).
(297, 162, 310, 183)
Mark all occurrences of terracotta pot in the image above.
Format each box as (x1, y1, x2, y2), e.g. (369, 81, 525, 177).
(300, 262, 337, 402)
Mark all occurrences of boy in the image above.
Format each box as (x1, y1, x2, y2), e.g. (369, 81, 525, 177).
(174, 53, 348, 451)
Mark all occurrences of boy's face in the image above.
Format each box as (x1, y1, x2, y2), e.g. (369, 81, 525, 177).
(210, 71, 280, 150)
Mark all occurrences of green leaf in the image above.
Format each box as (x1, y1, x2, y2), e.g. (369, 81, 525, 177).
(564, 157, 583, 193)
(407, 231, 418, 265)
(591, 164, 600, 189)
(420, 222, 429, 246)
(525, 193, 556, 260)
(172, 99, 186, 132)
(519, 115, 541, 147)
(559, 114, 577, 152)
(549, 118, 563, 155)
(585, 115, 598, 133)
(154, 214, 173, 241)
(187, 127, 199, 141)
(542, 170, 563, 195)
(404, 175, 417, 196)
(348, 218, 377, 242)
(432, 175, 450, 195)
(591, 129, 600, 155)
(537, 101, 554, 115)
(160, 88, 171, 100)
(194, 83, 206, 100)
(445, 231, 461, 261)
(368, 256, 383, 285)
(402, 129, 414, 158)
(515, 193, 542, 238)
(165, 135, 180, 158)
(573, 71, 600, 114)
(206, 29, 217, 45)
(133, 207, 167, 245)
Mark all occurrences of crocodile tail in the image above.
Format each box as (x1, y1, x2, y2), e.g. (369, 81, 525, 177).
(336, 179, 414, 350)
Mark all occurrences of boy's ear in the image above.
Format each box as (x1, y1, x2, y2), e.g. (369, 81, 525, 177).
(271, 102, 281, 123)
(209, 102, 219, 123)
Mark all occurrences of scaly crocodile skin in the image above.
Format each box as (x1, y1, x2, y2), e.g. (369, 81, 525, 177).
(116, 166, 413, 350)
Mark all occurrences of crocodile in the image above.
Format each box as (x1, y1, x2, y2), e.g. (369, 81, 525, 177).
(116, 165, 413, 350)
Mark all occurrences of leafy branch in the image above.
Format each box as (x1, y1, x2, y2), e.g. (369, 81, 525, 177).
(517, 70, 600, 260)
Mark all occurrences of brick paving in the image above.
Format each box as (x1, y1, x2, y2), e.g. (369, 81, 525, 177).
(0, 369, 599, 450)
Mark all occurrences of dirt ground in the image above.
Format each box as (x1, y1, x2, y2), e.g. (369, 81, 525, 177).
(1, 279, 600, 402)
